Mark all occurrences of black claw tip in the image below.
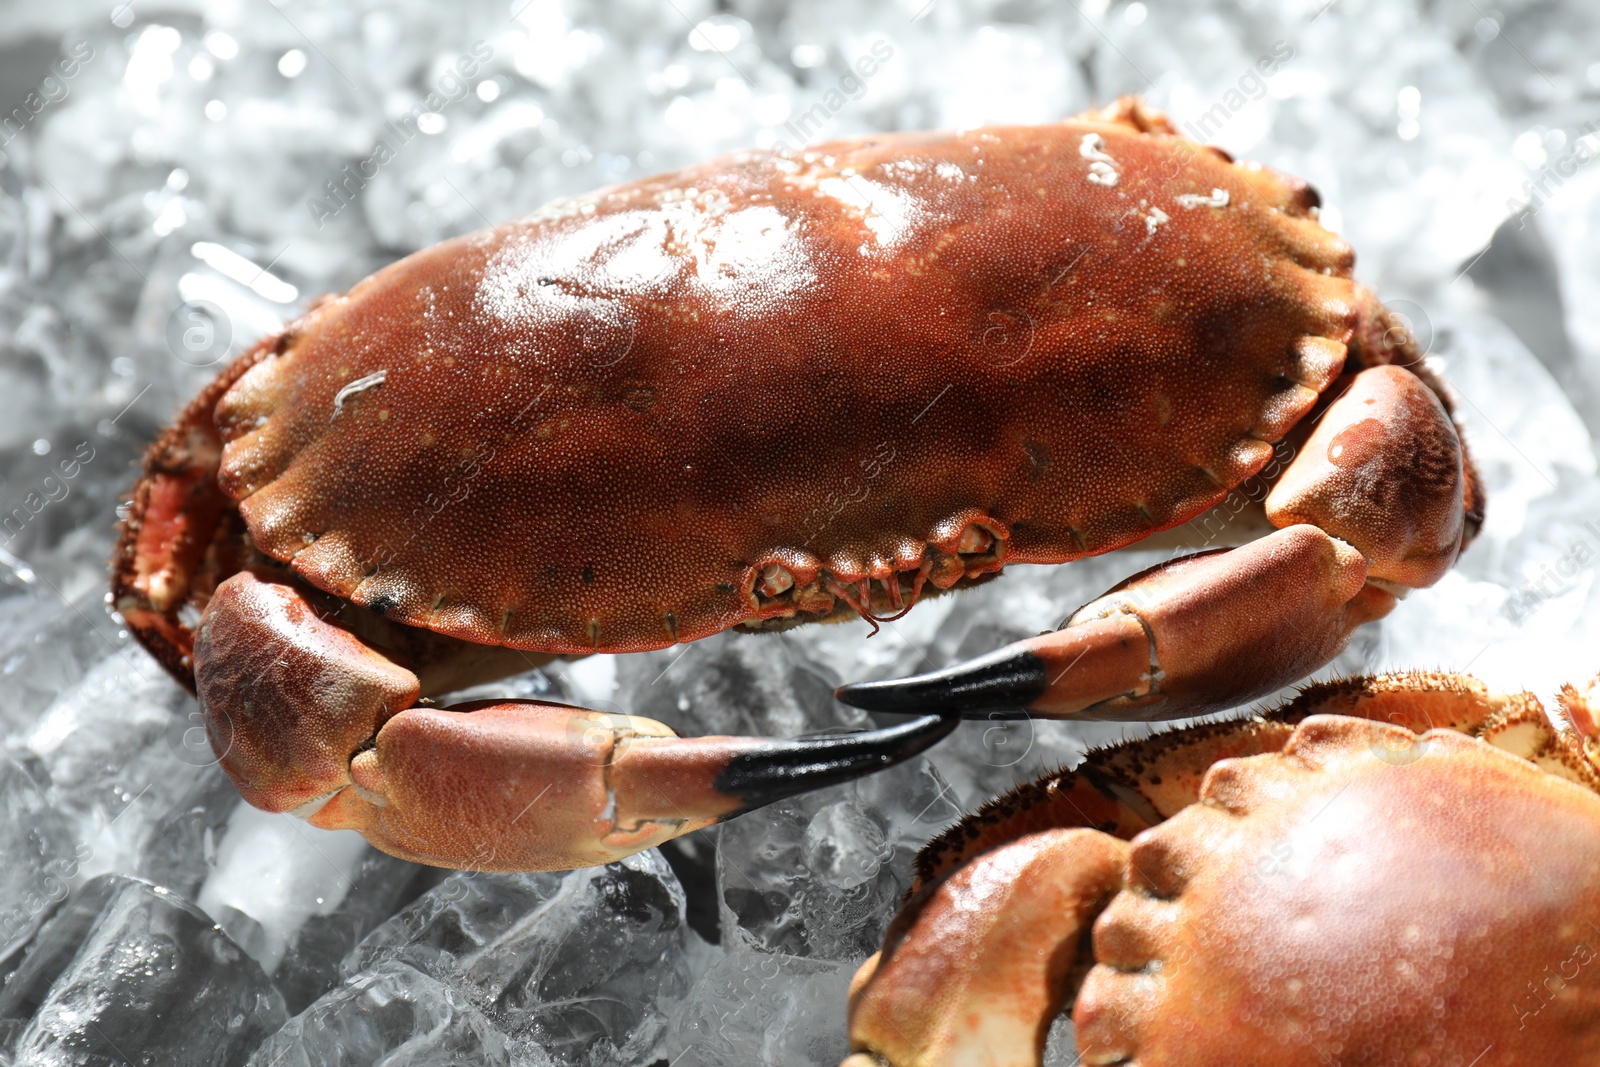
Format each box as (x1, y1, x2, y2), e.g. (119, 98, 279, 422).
(834, 648, 1049, 716)
(713, 714, 960, 816)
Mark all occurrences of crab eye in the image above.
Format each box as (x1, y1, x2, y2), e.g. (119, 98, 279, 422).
(757, 564, 795, 598)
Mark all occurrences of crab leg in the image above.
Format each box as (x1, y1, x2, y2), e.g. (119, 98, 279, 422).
(837, 365, 1468, 723)
(1263, 363, 1467, 588)
(844, 829, 1127, 1067)
(194, 571, 956, 871)
(112, 335, 279, 684)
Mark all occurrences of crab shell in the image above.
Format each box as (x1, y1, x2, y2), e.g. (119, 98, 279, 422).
(1078, 716, 1600, 1064)
(202, 99, 1353, 656)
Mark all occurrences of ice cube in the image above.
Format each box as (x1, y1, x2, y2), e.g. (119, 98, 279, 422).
(0, 753, 82, 973)
(4, 874, 286, 1066)
(1043, 1014, 1080, 1066)
(615, 629, 869, 740)
(0, 585, 136, 741)
(246, 960, 524, 1067)
(18, 645, 215, 880)
(344, 850, 690, 1066)
(197, 803, 375, 975)
(271, 849, 437, 1014)
(0, 874, 125, 1025)
(716, 755, 960, 960)
(663, 949, 855, 1067)
(134, 764, 245, 902)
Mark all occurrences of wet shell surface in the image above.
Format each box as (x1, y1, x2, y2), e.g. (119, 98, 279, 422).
(212, 104, 1355, 654)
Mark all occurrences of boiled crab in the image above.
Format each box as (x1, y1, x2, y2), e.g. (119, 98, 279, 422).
(113, 98, 1480, 871)
(844, 672, 1600, 1066)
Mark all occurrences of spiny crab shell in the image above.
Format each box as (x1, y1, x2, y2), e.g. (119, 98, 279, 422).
(183, 98, 1353, 656)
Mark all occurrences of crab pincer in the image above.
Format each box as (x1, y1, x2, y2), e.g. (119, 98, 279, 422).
(195, 572, 954, 871)
(838, 365, 1472, 723)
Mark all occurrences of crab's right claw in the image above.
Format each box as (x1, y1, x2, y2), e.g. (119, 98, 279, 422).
(837, 525, 1396, 722)
(197, 571, 957, 871)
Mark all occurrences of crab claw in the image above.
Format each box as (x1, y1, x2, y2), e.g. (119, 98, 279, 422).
(196, 571, 957, 871)
(308, 700, 957, 870)
(836, 525, 1396, 722)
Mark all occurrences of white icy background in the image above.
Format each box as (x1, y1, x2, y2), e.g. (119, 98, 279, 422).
(1, 0, 1599, 1062)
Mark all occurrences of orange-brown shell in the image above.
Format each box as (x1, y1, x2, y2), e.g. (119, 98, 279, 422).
(1076, 716, 1600, 1064)
(212, 101, 1356, 655)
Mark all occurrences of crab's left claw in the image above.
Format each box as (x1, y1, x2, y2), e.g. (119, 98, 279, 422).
(312, 700, 960, 870)
(840, 363, 1471, 723)
(197, 571, 957, 871)
(311, 701, 959, 870)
